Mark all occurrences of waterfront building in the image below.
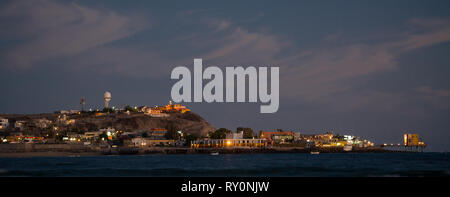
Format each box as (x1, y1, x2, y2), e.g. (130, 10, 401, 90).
(191, 138, 266, 148)
(402, 133, 426, 151)
(259, 130, 294, 145)
(130, 137, 175, 147)
(147, 139, 175, 146)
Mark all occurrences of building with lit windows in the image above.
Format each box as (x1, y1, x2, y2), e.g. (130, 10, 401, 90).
(191, 138, 266, 148)
(259, 130, 294, 145)
(163, 101, 190, 113)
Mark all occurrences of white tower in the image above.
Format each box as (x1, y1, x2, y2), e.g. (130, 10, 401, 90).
(104, 91, 111, 108)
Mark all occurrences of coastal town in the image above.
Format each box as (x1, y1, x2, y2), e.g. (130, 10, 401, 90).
(0, 92, 427, 156)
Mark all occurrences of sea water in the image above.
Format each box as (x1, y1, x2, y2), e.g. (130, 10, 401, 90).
(0, 153, 449, 177)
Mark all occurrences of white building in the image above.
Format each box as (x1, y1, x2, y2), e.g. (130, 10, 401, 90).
(226, 131, 244, 139)
(14, 120, 26, 131)
(0, 117, 8, 130)
(58, 110, 80, 114)
(99, 127, 116, 136)
(33, 118, 52, 129)
(143, 108, 169, 118)
(83, 131, 104, 140)
(132, 137, 147, 147)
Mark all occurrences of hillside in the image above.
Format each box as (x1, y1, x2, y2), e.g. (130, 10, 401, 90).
(0, 111, 216, 137)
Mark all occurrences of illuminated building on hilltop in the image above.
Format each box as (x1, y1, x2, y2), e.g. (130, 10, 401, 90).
(143, 107, 169, 117)
(162, 100, 190, 113)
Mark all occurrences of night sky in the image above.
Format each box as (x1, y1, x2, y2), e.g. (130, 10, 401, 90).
(1, 0, 449, 151)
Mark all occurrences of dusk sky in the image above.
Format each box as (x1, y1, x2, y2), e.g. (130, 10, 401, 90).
(1, 0, 449, 151)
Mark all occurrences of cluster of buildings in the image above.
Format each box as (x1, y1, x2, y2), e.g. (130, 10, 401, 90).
(60, 127, 180, 147)
(83, 100, 190, 118)
(128, 128, 179, 147)
(0, 92, 425, 151)
(190, 130, 375, 150)
(0, 121, 183, 148)
(0, 112, 185, 146)
(379, 134, 426, 152)
(57, 91, 189, 118)
(1, 111, 423, 151)
(1, 117, 52, 132)
(258, 130, 375, 149)
(0, 96, 191, 145)
(137, 101, 190, 117)
(2, 108, 377, 150)
(0, 115, 76, 144)
(1, 117, 45, 143)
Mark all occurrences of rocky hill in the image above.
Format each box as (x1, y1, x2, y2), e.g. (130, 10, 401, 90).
(0, 111, 216, 137)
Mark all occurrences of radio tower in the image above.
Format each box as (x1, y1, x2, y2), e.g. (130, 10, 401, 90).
(80, 97, 85, 112)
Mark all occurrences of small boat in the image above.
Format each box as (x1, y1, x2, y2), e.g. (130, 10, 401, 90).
(310, 151, 320, 155)
(210, 152, 219, 156)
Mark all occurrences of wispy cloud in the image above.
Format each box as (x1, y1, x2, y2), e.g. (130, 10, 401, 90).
(416, 85, 450, 97)
(0, 0, 148, 69)
(66, 46, 175, 78)
(188, 16, 450, 115)
(415, 85, 450, 110)
(401, 18, 450, 50)
(280, 18, 450, 102)
(2, 1, 450, 107)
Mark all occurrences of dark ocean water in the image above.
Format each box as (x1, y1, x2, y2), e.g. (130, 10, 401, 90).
(0, 153, 449, 177)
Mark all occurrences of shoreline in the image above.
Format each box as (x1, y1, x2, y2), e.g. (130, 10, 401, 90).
(0, 147, 416, 158)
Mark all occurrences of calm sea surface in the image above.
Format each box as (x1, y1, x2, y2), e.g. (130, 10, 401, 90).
(0, 153, 449, 177)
